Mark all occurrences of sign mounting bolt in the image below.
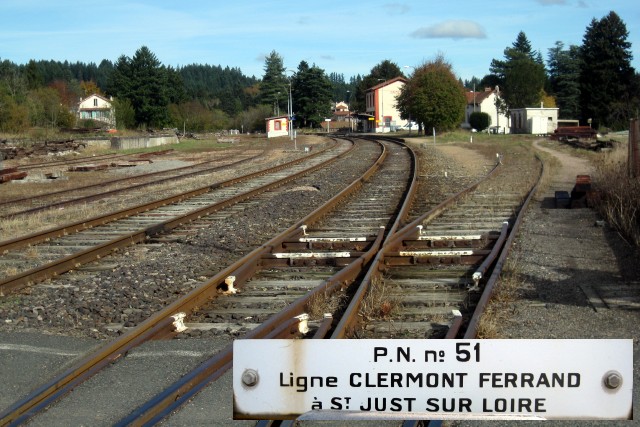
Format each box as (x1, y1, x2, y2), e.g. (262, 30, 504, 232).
(604, 371, 622, 389)
(242, 369, 259, 387)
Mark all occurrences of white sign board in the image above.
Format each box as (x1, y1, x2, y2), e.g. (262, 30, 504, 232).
(233, 339, 632, 420)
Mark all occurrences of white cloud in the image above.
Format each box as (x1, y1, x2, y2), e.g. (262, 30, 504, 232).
(410, 20, 487, 40)
(383, 3, 411, 15)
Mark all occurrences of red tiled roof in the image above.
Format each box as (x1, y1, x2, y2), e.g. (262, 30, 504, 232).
(368, 76, 408, 91)
(465, 90, 494, 105)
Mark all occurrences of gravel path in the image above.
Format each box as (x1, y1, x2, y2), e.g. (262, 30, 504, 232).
(450, 140, 639, 426)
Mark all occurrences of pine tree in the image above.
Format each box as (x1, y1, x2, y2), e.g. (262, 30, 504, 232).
(259, 51, 289, 115)
(292, 61, 333, 128)
(488, 31, 545, 110)
(352, 60, 403, 113)
(580, 11, 636, 129)
(547, 42, 581, 119)
(107, 46, 172, 128)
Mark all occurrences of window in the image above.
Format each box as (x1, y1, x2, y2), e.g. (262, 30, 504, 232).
(93, 98, 98, 107)
(274, 121, 281, 131)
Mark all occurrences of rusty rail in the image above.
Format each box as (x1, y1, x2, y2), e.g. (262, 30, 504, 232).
(0, 141, 349, 295)
(0, 142, 339, 255)
(330, 155, 502, 338)
(114, 138, 418, 426)
(463, 155, 544, 338)
(0, 151, 266, 218)
(0, 137, 388, 426)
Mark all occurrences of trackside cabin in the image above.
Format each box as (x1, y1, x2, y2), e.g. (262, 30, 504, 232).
(266, 115, 289, 138)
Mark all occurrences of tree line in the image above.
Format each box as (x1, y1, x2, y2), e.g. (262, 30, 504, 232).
(0, 10, 637, 135)
(380, 11, 638, 133)
(475, 11, 638, 131)
(0, 48, 268, 133)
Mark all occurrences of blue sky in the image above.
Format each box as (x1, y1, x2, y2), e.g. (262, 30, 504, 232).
(1, 0, 638, 82)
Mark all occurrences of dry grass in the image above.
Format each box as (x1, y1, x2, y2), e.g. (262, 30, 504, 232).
(475, 256, 523, 338)
(305, 288, 347, 319)
(532, 149, 562, 197)
(358, 274, 401, 321)
(592, 144, 640, 246)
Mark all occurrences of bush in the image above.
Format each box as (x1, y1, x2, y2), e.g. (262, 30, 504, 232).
(593, 149, 640, 246)
(469, 112, 491, 131)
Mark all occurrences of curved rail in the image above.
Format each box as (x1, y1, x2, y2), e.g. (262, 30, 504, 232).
(463, 154, 544, 338)
(0, 137, 406, 426)
(115, 137, 418, 426)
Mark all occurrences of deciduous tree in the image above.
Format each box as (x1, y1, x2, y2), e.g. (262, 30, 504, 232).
(396, 55, 466, 133)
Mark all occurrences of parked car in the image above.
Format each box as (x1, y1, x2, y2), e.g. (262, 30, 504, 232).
(395, 122, 419, 131)
(488, 126, 505, 134)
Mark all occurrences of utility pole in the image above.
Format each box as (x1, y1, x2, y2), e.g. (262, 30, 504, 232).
(377, 78, 385, 133)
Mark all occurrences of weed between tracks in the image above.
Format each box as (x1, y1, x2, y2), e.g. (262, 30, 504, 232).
(305, 288, 347, 320)
(358, 275, 401, 321)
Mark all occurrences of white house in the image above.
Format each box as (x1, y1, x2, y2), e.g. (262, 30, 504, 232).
(77, 94, 115, 127)
(464, 87, 509, 132)
(510, 107, 559, 135)
(265, 115, 289, 138)
(365, 77, 408, 133)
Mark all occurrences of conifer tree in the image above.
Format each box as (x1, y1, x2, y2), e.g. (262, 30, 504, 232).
(579, 11, 636, 129)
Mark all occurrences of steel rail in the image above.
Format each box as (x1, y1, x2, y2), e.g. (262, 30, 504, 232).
(463, 155, 544, 339)
(0, 142, 348, 295)
(116, 137, 419, 426)
(330, 154, 502, 338)
(384, 159, 502, 252)
(0, 142, 339, 255)
(0, 151, 265, 218)
(4, 152, 131, 171)
(0, 137, 381, 426)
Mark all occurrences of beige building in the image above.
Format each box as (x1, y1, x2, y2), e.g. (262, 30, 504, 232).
(510, 107, 559, 135)
(77, 94, 115, 127)
(365, 77, 408, 133)
(464, 87, 510, 132)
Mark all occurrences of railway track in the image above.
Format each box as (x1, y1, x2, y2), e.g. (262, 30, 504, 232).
(0, 137, 542, 426)
(333, 148, 540, 339)
(3, 152, 133, 172)
(0, 136, 411, 425)
(0, 139, 351, 294)
(0, 149, 267, 218)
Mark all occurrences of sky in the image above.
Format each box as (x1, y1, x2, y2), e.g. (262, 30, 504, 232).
(1, 0, 638, 83)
